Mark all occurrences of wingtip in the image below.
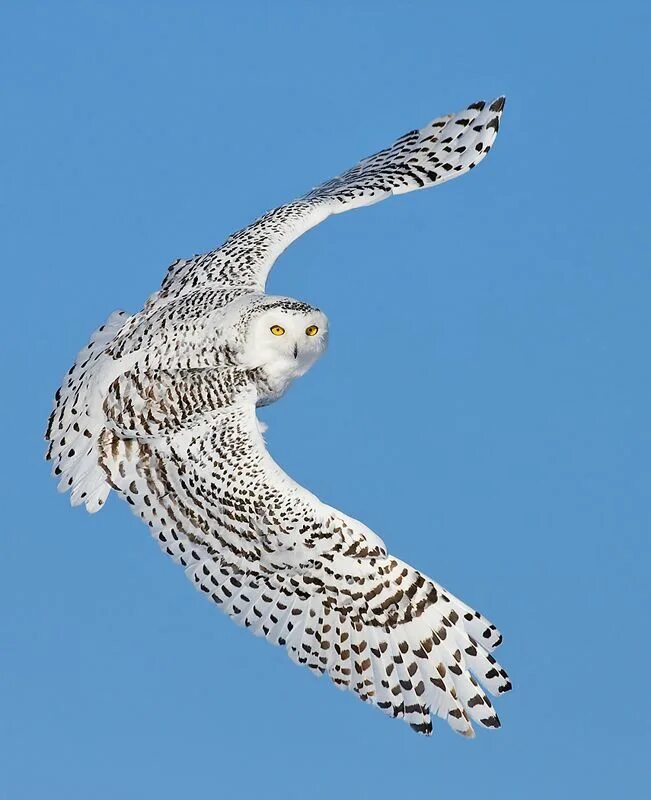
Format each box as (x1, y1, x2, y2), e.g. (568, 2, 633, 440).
(410, 720, 433, 736)
(467, 96, 505, 114)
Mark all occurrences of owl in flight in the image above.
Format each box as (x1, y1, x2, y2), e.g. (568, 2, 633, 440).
(46, 97, 511, 737)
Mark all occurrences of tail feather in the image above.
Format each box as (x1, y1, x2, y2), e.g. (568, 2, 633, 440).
(45, 310, 130, 513)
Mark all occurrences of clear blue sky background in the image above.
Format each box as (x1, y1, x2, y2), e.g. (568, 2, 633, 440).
(2, 2, 649, 798)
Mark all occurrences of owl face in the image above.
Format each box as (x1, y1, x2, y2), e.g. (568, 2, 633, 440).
(240, 299, 329, 379)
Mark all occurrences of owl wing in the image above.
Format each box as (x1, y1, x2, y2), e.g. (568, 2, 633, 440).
(98, 373, 511, 737)
(151, 97, 505, 306)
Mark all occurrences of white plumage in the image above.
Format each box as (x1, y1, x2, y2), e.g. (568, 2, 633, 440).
(46, 97, 511, 736)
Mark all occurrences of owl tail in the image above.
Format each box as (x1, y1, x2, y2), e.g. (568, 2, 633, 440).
(45, 310, 131, 512)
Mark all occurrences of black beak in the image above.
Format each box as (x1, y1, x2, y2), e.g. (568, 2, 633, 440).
(293, 343, 298, 359)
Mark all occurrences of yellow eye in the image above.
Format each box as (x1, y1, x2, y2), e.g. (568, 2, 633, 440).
(305, 325, 319, 337)
(270, 325, 285, 336)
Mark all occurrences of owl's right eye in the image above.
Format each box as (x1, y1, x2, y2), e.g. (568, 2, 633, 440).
(270, 325, 285, 336)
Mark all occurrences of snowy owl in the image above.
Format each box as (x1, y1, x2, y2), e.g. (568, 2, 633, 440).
(46, 97, 511, 737)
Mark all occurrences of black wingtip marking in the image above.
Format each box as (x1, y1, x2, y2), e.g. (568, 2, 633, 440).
(489, 96, 506, 112)
(486, 116, 500, 133)
(467, 100, 486, 111)
(410, 721, 433, 735)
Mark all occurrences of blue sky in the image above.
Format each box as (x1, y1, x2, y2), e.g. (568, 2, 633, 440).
(2, 2, 649, 798)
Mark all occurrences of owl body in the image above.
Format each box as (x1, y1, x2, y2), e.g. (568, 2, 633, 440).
(107, 291, 327, 405)
(47, 97, 513, 737)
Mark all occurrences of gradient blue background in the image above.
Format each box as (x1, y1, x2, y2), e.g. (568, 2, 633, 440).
(2, 2, 649, 798)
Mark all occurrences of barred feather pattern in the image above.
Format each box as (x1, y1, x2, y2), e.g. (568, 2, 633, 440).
(46, 97, 511, 736)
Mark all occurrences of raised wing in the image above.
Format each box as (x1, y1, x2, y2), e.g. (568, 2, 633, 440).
(152, 97, 505, 307)
(97, 368, 511, 736)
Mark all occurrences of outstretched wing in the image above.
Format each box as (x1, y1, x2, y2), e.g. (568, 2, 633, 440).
(98, 370, 511, 736)
(152, 97, 505, 307)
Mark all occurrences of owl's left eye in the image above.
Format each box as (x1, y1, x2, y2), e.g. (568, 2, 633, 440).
(305, 325, 319, 337)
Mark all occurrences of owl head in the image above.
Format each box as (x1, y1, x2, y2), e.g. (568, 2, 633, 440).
(237, 296, 329, 378)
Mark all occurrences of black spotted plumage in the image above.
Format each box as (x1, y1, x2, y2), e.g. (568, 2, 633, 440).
(46, 97, 511, 737)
